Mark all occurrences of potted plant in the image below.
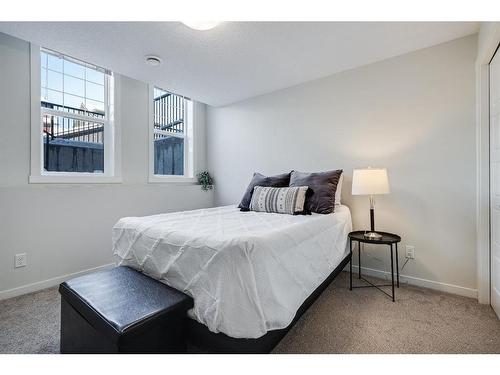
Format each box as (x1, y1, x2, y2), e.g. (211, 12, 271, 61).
(197, 171, 214, 191)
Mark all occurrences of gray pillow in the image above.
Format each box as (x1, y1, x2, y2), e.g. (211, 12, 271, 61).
(238, 172, 291, 211)
(289, 169, 343, 214)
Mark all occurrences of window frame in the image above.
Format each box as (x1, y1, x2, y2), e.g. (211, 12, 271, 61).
(29, 43, 122, 184)
(148, 84, 195, 183)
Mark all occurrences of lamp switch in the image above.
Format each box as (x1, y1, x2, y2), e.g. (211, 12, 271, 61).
(405, 246, 415, 259)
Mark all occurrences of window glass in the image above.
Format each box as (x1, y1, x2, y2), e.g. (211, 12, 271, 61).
(85, 98, 105, 114)
(154, 133, 184, 176)
(86, 81, 104, 102)
(47, 70, 63, 92)
(64, 75, 85, 98)
(40, 66, 47, 88)
(86, 67, 104, 85)
(46, 89, 63, 105)
(64, 93, 85, 110)
(42, 114, 104, 173)
(152, 87, 189, 176)
(47, 54, 63, 72)
(64, 59, 85, 79)
(40, 52, 48, 68)
(40, 48, 110, 174)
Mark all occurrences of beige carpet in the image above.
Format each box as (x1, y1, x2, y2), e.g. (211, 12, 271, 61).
(273, 272, 500, 353)
(0, 272, 499, 354)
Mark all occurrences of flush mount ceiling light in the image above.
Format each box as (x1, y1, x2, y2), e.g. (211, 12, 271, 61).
(181, 21, 220, 31)
(144, 55, 162, 66)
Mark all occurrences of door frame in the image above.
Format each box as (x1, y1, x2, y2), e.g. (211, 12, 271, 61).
(476, 23, 500, 304)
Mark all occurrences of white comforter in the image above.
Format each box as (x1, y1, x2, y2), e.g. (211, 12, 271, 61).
(112, 205, 352, 339)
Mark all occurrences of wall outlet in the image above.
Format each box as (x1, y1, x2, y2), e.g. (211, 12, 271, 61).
(405, 245, 415, 259)
(14, 253, 27, 268)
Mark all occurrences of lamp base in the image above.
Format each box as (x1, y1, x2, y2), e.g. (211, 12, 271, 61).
(364, 231, 382, 240)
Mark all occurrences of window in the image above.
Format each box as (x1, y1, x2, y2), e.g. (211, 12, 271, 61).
(30, 45, 120, 183)
(149, 86, 194, 182)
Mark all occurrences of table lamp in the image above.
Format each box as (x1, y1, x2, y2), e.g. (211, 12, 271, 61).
(352, 167, 390, 239)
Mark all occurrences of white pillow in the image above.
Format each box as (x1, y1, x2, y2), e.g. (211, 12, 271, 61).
(335, 173, 343, 205)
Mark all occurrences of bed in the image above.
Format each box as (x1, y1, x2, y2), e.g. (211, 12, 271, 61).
(112, 204, 352, 352)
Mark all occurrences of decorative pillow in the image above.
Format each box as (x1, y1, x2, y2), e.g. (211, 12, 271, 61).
(289, 169, 343, 214)
(250, 186, 309, 215)
(238, 172, 291, 211)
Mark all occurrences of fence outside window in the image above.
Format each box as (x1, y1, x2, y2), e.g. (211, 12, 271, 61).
(152, 88, 189, 176)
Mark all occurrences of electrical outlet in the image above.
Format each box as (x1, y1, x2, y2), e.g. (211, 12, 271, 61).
(405, 245, 415, 259)
(14, 253, 27, 268)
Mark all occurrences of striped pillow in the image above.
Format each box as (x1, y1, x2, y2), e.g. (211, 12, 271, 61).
(249, 186, 309, 215)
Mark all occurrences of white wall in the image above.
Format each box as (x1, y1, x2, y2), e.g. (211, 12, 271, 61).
(207, 35, 478, 296)
(0, 32, 214, 298)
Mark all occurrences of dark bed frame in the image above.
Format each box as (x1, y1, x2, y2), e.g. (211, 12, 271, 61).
(186, 252, 352, 353)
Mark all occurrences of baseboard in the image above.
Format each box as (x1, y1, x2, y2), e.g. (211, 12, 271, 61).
(0, 263, 115, 301)
(1, 262, 478, 301)
(346, 265, 478, 299)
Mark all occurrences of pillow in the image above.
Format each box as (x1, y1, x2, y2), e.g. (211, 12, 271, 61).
(289, 169, 343, 214)
(238, 172, 291, 211)
(250, 186, 309, 215)
(335, 173, 343, 205)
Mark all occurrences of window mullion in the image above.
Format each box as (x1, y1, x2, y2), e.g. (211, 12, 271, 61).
(153, 130, 185, 139)
(41, 108, 106, 124)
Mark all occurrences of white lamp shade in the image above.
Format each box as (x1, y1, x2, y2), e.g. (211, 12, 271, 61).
(352, 168, 390, 195)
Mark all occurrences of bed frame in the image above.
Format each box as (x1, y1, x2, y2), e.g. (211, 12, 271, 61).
(186, 252, 352, 353)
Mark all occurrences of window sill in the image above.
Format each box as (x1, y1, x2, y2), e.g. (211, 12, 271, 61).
(29, 174, 123, 184)
(148, 175, 197, 184)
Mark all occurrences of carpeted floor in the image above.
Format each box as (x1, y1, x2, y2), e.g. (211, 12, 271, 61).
(1, 272, 499, 354)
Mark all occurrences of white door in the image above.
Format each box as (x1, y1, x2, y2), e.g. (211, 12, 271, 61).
(490, 47, 500, 319)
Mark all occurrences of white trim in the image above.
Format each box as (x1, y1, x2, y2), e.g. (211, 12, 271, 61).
(29, 43, 122, 184)
(30, 43, 42, 181)
(186, 99, 195, 177)
(29, 174, 122, 184)
(148, 176, 197, 184)
(154, 129, 186, 138)
(41, 107, 106, 124)
(346, 266, 478, 299)
(111, 74, 122, 181)
(148, 84, 195, 183)
(148, 85, 154, 180)
(0, 263, 115, 301)
(476, 23, 500, 304)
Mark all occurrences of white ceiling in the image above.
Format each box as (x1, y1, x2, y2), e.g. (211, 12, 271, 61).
(0, 22, 479, 106)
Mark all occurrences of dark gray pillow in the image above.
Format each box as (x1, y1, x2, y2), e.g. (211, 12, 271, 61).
(289, 169, 343, 214)
(238, 172, 291, 211)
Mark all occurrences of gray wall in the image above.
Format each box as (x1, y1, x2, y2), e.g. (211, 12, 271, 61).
(0, 33, 214, 297)
(207, 35, 478, 295)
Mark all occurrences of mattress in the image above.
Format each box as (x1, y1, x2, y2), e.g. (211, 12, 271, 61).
(112, 205, 352, 339)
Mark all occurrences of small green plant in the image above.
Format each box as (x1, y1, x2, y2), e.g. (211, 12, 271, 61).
(197, 171, 213, 191)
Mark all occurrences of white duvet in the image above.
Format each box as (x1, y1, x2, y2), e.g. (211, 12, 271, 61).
(112, 205, 352, 339)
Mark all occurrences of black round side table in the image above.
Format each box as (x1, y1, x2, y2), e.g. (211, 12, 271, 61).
(348, 231, 401, 302)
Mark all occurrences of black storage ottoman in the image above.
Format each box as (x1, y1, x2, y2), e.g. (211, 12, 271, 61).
(59, 266, 193, 353)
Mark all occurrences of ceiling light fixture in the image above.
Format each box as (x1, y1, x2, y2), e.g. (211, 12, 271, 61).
(144, 55, 162, 66)
(182, 21, 220, 31)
